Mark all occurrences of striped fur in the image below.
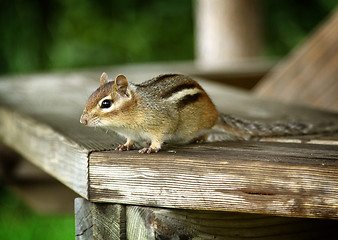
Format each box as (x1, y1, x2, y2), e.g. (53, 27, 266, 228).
(177, 93, 203, 109)
(81, 72, 338, 154)
(138, 74, 181, 87)
(136, 74, 207, 110)
(160, 83, 202, 99)
(81, 73, 218, 153)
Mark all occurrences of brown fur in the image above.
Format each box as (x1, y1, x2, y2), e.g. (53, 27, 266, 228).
(80, 73, 219, 153)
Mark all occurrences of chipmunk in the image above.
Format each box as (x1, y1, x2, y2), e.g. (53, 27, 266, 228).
(80, 73, 320, 153)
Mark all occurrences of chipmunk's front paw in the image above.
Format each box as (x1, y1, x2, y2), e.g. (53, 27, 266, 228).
(138, 147, 160, 154)
(115, 144, 134, 151)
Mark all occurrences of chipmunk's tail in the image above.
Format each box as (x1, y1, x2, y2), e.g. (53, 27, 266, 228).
(208, 113, 335, 142)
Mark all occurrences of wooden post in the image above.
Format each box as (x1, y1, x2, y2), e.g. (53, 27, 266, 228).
(195, 0, 263, 68)
(75, 198, 126, 240)
(75, 199, 93, 240)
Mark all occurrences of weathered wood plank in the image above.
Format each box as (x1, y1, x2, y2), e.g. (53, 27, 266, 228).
(75, 200, 338, 240)
(75, 198, 126, 240)
(0, 108, 89, 198)
(126, 205, 338, 240)
(1, 64, 338, 218)
(260, 132, 338, 145)
(254, 9, 338, 112)
(89, 141, 338, 219)
(75, 198, 94, 240)
(0, 68, 337, 151)
(92, 203, 126, 240)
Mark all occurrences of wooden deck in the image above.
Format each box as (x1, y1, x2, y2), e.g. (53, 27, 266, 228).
(1, 11, 338, 239)
(0, 63, 337, 238)
(1, 2, 338, 239)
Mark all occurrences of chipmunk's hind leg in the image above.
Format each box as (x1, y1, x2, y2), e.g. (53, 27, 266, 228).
(192, 133, 209, 143)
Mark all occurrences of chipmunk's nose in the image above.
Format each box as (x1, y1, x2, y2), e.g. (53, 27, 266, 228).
(80, 115, 88, 125)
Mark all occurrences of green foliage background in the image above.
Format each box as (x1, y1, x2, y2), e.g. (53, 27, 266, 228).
(0, 0, 194, 74)
(0, 186, 74, 240)
(0, 0, 336, 239)
(0, 0, 336, 75)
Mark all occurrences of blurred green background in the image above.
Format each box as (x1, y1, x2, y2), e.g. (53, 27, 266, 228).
(0, 0, 336, 239)
(0, 186, 74, 240)
(0, 0, 336, 75)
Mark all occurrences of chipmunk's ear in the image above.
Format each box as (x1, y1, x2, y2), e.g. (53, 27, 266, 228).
(100, 72, 109, 86)
(113, 74, 130, 97)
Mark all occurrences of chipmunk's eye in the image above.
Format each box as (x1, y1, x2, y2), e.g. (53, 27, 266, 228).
(100, 99, 112, 109)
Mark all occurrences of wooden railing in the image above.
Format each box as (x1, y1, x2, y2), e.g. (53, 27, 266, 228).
(0, 7, 338, 240)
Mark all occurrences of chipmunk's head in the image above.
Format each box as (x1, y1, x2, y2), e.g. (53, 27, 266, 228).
(80, 72, 134, 127)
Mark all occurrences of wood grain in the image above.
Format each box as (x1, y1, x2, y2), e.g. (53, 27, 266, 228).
(126, 205, 338, 240)
(75, 199, 338, 240)
(0, 63, 338, 219)
(1, 8, 338, 237)
(0, 107, 89, 197)
(89, 141, 338, 219)
(0, 68, 337, 150)
(75, 198, 94, 240)
(254, 9, 338, 112)
(75, 198, 126, 240)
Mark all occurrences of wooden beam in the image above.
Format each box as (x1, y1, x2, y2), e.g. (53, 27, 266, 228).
(126, 205, 338, 239)
(89, 141, 338, 219)
(0, 108, 90, 198)
(75, 198, 94, 240)
(75, 199, 338, 239)
(254, 9, 338, 112)
(75, 198, 126, 240)
(1, 64, 337, 219)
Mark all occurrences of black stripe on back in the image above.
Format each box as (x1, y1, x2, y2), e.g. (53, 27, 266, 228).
(177, 93, 203, 109)
(156, 73, 180, 81)
(150, 74, 181, 85)
(138, 74, 182, 87)
(161, 83, 198, 99)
